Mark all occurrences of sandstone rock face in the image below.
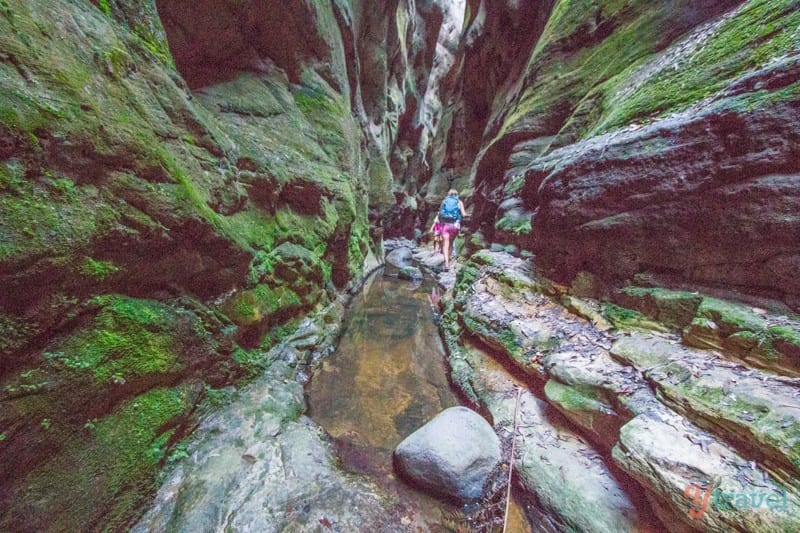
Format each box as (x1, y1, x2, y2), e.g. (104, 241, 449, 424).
(526, 89, 800, 308)
(0, 0, 460, 529)
(394, 405, 501, 501)
(443, 250, 800, 531)
(432, 0, 800, 311)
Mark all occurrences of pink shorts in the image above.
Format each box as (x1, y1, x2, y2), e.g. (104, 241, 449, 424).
(433, 222, 443, 235)
(441, 222, 459, 239)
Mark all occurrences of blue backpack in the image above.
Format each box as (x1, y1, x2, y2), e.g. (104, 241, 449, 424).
(439, 195, 460, 222)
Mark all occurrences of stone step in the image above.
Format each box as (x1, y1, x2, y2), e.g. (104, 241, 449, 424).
(456, 340, 657, 532)
(446, 250, 800, 531)
(616, 287, 800, 377)
(614, 407, 800, 532)
(612, 335, 800, 486)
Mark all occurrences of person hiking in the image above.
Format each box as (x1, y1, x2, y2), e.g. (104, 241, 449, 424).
(437, 189, 466, 270)
(429, 217, 443, 254)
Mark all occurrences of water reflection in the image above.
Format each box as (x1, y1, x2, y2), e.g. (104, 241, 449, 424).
(307, 269, 461, 526)
(308, 269, 457, 464)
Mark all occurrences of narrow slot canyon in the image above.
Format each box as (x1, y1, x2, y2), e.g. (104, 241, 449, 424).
(1, 0, 799, 531)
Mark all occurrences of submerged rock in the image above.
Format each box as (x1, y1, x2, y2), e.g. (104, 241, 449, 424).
(132, 362, 397, 533)
(386, 246, 414, 268)
(393, 406, 501, 502)
(398, 265, 423, 281)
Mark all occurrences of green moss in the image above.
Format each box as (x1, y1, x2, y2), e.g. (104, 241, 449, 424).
(0, 172, 120, 263)
(100, 45, 132, 79)
(78, 256, 121, 280)
(292, 84, 351, 163)
(617, 286, 703, 328)
(0, 313, 39, 355)
(254, 284, 302, 313)
(596, 0, 800, 132)
(217, 210, 278, 252)
(44, 295, 182, 384)
(769, 326, 800, 348)
(96, 0, 111, 16)
(545, 379, 614, 414)
(294, 87, 340, 116)
(727, 329, 761, 350)
(0, 159, 26, 193)
(452, 262, 482, 307)
(504, 175, 525, 196)
(601, 303, 670, 332)
(462, 314, 525, 363)
(347, 222, 368, 278)
(16, 385, 193, 532)
(231, 345, 275, 378)
(471, 250, 497, 267)
(132, 24, 174, 68)
(224, 285, 304, 327)
(498, 0, 799, 147)
(440, 300, 480, 403)
(697, 297, 768, 334)
(231, 205, 337, 258)
(505, 0, 661, 136)
(496, 210, 532, 235)
(259, 319, 302, 350)
(0, 0, 13, 22)
(248, 249, 276, 284)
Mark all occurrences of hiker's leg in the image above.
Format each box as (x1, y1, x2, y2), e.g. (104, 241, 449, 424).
(442, 234, 451, 268)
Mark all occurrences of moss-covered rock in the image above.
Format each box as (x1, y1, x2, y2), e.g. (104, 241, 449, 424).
(684, 297, 800, 375)
(600, 302, 671, 333)
(1, 385, 197, 532)
(612, 334, 800, 482)
(544, 378, 620, 449)
(0, 4, 371, 518)
(615, 287, 703, 329)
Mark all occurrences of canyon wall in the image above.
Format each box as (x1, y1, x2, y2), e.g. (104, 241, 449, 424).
(436, 0, 800, 309)
(1, 0, 799, 529)
(0, 0, 456, 529)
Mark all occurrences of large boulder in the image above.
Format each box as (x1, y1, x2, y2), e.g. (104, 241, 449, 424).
(386, 246, 414, 268)
(393, 406, 501, 502)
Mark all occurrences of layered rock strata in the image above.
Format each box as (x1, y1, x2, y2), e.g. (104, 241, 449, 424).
(442, 250, 800, 531)
(436, 0, 800, 310)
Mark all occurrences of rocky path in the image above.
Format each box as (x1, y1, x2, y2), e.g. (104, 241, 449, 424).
(437, 249, 800, 532)
(132, 315, 403, 532)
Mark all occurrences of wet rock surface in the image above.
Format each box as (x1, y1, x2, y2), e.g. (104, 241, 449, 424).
(133, 360, 398, 533)
(441, 249, 800, 531)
